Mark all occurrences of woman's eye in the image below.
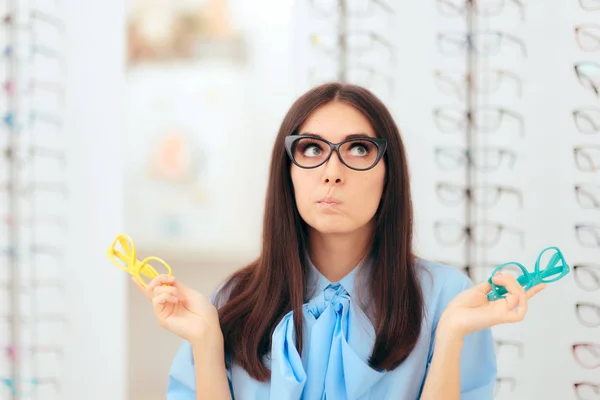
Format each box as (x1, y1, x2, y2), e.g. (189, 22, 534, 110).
(349, 144, 368, 156)
(304, 145, 322, 157)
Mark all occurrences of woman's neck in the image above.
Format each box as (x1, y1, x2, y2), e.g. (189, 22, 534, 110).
(308, 224, 373, 283)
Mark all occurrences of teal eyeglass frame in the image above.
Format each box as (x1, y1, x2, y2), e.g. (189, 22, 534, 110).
(486, 246, 570, 301)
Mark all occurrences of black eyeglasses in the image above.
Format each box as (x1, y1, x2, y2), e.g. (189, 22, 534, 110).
(579, 0, 600, 11)
(576, 302, 600, 328)
(573, 264, 600, 292)
(573, 107, 600, 134)
(574, 62, 600, 96)
(574, 145, 600, 172)
(436, 182, 523, 208)
(575, 224, 600, 248)
(433, 105, 524, 136)
(434, 146, 516, 171)
(574, 184, 600, 209)
(575, 24, 600, 52)
(436, 31, 527, 58)
(285, 134, 387, 171)
(433, 69, 523, 100)
(574, 381, 600, 400)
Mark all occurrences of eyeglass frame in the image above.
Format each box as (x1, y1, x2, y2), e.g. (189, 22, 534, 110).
(486, 246, 570, 301)
(284, 134, 388, 171)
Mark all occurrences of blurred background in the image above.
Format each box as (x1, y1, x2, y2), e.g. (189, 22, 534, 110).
(1, 0, 599, 399)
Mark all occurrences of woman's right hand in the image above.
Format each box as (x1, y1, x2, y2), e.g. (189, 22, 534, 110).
(133, 275, 222, 343)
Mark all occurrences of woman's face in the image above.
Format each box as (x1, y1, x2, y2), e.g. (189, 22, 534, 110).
(290, 101, 386, 235)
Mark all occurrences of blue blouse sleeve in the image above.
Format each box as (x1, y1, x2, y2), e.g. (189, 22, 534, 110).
(421, 273, 497, 400)
(166, 285, 233, 400)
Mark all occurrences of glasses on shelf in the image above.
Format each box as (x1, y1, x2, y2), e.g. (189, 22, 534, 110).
(0, 377, 59, 397)
(432, 105, 524, 135)
(574, 381, 600, 400)
(572, 342, 600, 369)
(436, 31, 527, 57)
(579, 0, 600, 11)
(574, 184, 600, 209)
(575, 224, 600, 248)
(434, 220, 524, 247)
(308, 0, 394, 18)
(574, 62, 600, 96)
(436, 0, 525, 19)
(434, 146, 517, 171)
(433, 69, 523, 100)
(494, 376, 516, 398)
(309, 31, 395, 61)
(573, 263, 600, 292)
(308, 64, 394, 96)
(574, 145, 600, 172)
(436, 182, 523, 208)
(495, 339, 524, 358)
(576, 302, 600, 328)
(575, 24, 600, 52)
(285, 134, 388, 171)
(573, 107, 600, 134)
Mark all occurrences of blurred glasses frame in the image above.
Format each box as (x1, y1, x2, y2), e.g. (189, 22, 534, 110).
(575, 24, 600, 52)
(433, 219, 525, 248)
(494, 339, 524, 358)
(574, 184, 600, 209)
(284, 134, 388, 171)
(486, 246, 570, 301)
(436, 31, 527, 57)
(573, 263, 600, 291)
(574, 145, 600, 172)
(432, 105, 524, 136)
(579, 0, 600, 10)
(572, 342, 600, 369)
(573, 107, 600, 134)
(433, 68, 523, 100)
(574, 381, 600, 400)
(494, 376, 516, 398)
(434, 146, 517, 171)
(308, 0, 394, 18)
(435, 182, 523, 208)
(575, 302, 600, 328)
(575, 224, 600, 248)
(574, 62, 600, 96)
(0, 377, 59, 397)
(436, 0, 525, 20)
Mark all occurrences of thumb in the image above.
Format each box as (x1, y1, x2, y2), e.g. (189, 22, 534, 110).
(473, 279, 493, 295)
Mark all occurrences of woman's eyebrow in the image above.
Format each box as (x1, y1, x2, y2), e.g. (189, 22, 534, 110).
(297, 132, 374, 140)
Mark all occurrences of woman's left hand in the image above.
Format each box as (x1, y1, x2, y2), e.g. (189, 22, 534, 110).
(438, 273, 547, 339)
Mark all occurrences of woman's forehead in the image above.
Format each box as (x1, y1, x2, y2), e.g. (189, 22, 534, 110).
(299, 102, 376, 142)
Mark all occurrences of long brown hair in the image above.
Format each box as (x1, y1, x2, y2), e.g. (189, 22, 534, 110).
(216, 82, 424, 381)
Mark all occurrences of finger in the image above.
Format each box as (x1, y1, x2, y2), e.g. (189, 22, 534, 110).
(473, 279, 493, 295)
(153, 285, 183, 300)
(492, 273, 526, 298)
(132, 276, 145, 292)
(526, 283, 546, 299)
(152, 292, 179, 309)
(146, 274, 175, 292)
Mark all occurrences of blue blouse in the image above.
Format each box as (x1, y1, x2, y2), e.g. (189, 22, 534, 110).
(166, 258, 497, 399)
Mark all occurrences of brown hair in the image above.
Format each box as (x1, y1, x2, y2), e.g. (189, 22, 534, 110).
(216, 82, 424, 381)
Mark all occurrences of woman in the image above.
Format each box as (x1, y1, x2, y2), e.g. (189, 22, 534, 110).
(136, 83, 545, 400)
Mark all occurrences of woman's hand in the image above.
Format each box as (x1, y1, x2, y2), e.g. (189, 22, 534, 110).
(133, 275, 223, 344)
(438, 273, 547, 339)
